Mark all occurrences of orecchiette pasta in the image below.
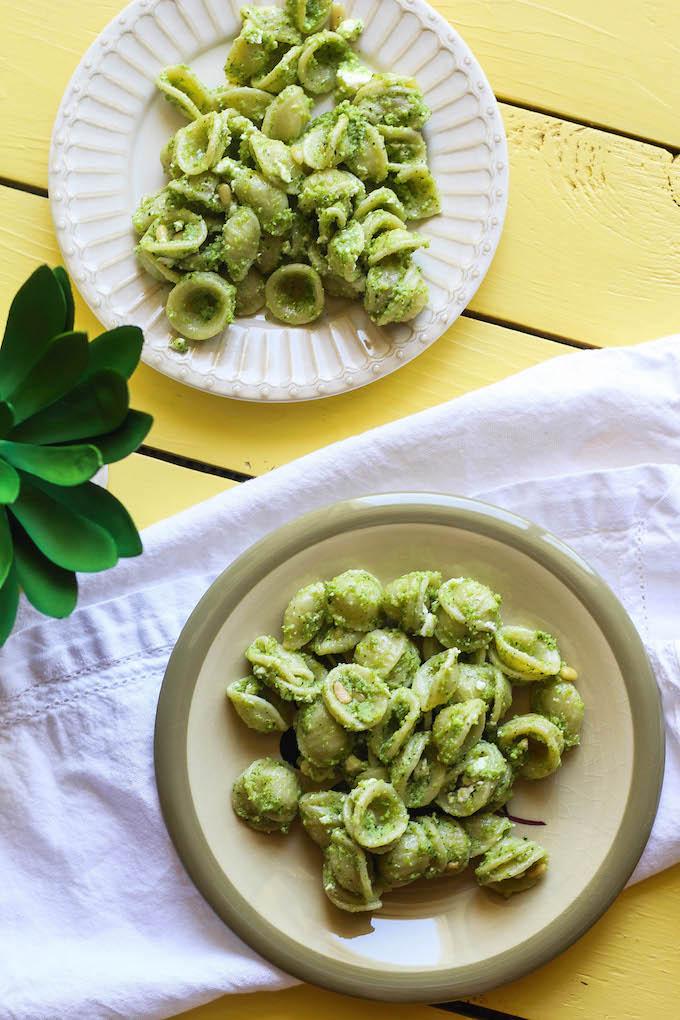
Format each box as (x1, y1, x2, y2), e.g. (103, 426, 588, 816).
(254, 44, 304, 93)
(227, 566, 580, 912)
(174, 112, 230, 176)
(366, 227, 428, 265)
(359, 209, 406, 244)
(436, 741, 512, 817)
(298, 30, 348, 93)
(227, 676, 295, 733)
(452, 663, 513, 731)
(383, 570, 441, 637)
(432, 698, 487, 765)
(412, 649, 460, 712)
(310, 625, 363, 656)
(299, 790, 346, 847)
(212, 85, 274, 123)
(322, 858, 383, 912)
(380, 125, 427, 170)
(353, 74, 430, 128)
(422, 815, 471, 877)
(462, 811, 513, 858)
(490, 626, 562, 682)
(139, 208, 207, 259)
(262, 84, 313, 141)
(377, 819, 433, 887)
(167, 172, 223, 213)
(353, 187, 406, 221)
(135, 248, 181, 285)
(390, 731, 447, 808)
(368, 686, 420, 763)
(248, 133, 304, 193)
(235, 268, 267, 316)
(157, 65, 214, 121)
(165, 271, 235, 341)
(434, 577, 502, 653)
(246, 635, 325, 701)
(354, 628, 420, 688)
(531, 679, 585, 747)
(287, 0, 333, 35)
(298, 757, 341, 784)
(326, 569, 383, 631)
(296, 697, 353, 766)
(475, 836, 548, 897)
(391, 164, 441, 219)
(265, 263, 325, 324)
(222, 205, 261, 283)
(324, 827, 378, 901)
(496, 713, 565, 780)
(232, 757, 301, 833)
(327, 220, 366, 282)
(343, 778, 409, 852)
(364, 258, 429, 325)
(322, 663, 389, 731)
(282, 580, 328, 649)
(137, 6, 442, 345)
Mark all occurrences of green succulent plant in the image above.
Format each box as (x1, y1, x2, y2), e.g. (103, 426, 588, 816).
(0, 264, 153, 644)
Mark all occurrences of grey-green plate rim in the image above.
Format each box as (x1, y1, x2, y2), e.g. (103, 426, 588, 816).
(154, 492, 664, 1002)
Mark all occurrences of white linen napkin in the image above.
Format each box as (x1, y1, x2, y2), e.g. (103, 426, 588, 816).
(2, 336, 679, 1020)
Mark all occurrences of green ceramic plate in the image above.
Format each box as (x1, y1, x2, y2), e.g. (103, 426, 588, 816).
(154, 493, 664, 1001)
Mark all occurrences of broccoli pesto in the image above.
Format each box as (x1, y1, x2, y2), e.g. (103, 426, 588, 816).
(227, 566, 584, 913)
(134, 3, 441, 348)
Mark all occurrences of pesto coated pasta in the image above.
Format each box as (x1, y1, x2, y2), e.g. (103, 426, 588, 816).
(228, 567, 585, 913)
(133, 2, 441, 346)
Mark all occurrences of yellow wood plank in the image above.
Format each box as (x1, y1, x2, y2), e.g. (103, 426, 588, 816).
(2, 0, 680, 191)
(0, 183, 567, 476)
(477, 862, 680, 1020)
(177, 986, 467, 1020)
(108, 453, 233, 529)
(439, 0, 680, 150)
(468, 106, 680, 344)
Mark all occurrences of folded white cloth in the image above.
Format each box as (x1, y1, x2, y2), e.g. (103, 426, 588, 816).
(2, 336, 679, 1020)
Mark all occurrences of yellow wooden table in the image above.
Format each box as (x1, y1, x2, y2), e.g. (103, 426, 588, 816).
(1, 1, 679, 1017)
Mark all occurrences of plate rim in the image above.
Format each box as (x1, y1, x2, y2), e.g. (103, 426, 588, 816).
(154, 492, 664, 1001)
(48, 0, 509, 403)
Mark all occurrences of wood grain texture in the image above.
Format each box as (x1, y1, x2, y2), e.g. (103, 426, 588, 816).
(2, 0, 679, 191)
(437, 0, 680, 150)
(468, 107, 680, 346)
(0, 184, 567, 475)
(108, 453, 233, 530)
(476, 862, 680, 1019)
(176, 985, 469, 1020)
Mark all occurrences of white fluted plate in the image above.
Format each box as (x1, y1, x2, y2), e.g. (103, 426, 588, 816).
(49, 0, 508, 402)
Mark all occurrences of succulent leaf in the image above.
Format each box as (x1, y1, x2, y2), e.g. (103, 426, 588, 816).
(0, 564, 19, 645)
(0, 460, 20, 504)
(12, 522, 78, 618)
(0, 508, 12, 587)
(0, 441, 102, 486)
(0, 402, 14, 439)
(7, 331, 89, 425)
(0, 265, 67, 399)
(86, 325, 144, 381)
(88, 410, 153, 465)
(0, 265, 153, 643)
(9, 369, 129, 444)
(31, 478, 142, 558)
(52, 267, 75, 332)
(11, 473, 118, 573)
